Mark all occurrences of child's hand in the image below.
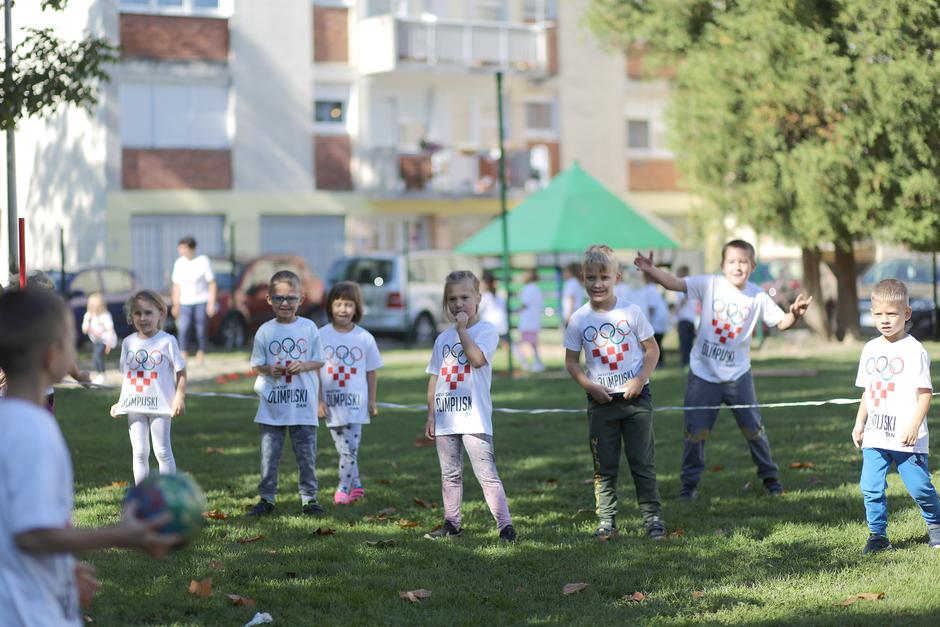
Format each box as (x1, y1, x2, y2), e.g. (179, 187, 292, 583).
(788, 294, 813, 318)
(286, 361, 304, 374)
(369, 401, 378, 417)
(119, 501, 181, 557)
(622, 378, 644, 399)
(105, 345, 112, 355)
(109, 403, 121, 419)
(455, 311, 470, 329)
(318, 401, 327, 419)
(269, 365, 284, 378)
(852, 422, 865, 448)
(900, 423, 921, 447)
(75, 561, 101, 607)
(587, 383, 612, 404)
(633, 251, 655, 273)
(171, 396, 185, 417)
(424, 416, 436, 440)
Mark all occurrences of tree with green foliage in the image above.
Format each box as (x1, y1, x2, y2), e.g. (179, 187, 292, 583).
(586, 0, 940, 340)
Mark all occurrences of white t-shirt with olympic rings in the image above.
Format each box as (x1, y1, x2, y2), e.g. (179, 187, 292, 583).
(426, 321, 499, 436)
(317, 324, 383, 427)
(115, 330, 185, 416)
(563, 299, 656, 392)
(855, 335, 932, 454)
(686, 275, 785, 383)
(251, 318, 324, 426)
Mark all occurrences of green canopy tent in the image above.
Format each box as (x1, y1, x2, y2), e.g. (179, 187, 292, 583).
(456, 161, 679, 255)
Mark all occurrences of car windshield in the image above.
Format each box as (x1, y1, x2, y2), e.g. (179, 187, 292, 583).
(862, 259, 934, 284)
(337, 259, 394, 287)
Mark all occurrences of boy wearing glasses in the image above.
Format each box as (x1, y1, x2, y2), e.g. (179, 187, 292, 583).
(247, 271, 325, 516)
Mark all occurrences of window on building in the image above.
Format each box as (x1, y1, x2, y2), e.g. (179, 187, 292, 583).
(626, 119, 650, 150)
(473, 0, 506, 21)
(119, 0, 229, 15)
(120, 83, 230, 149)
(314, 83, 350, 130)
(525, 101, 556, 133)
(522, 0, 557, 21)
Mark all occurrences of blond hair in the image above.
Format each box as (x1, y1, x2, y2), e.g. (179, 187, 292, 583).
(871, 279, 909, 306)
(442, 270, 481, 321)
(86, 292, 105, 315)
(124, 289, 168, 327)
(582, 244, 619, 274)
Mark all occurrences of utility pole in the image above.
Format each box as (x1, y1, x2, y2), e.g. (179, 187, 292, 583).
(496, 71, 514, 376)
(4, 0, 18, 278)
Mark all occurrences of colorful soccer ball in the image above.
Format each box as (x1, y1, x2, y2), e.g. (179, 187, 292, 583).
(123, 472, 207, 548)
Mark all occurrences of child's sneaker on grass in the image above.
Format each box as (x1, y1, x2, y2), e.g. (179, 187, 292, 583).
(644, 515, 666, 540)
(862, 534, 892, 555)
(302, 501, 326, 516)
(928, 524, 940, 549)
(246, 498, 274, 517)
(333, 489, 349, 505)
(424, 521, 462, 540)
(499, 524, 517, 543)
(594, 520, 619, 541)
(348, 486, 365, 503)
(678, 484, 699, 500)
(763, 478, 784, 496)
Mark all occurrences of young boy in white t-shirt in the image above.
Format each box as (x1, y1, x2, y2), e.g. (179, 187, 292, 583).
(0, 289, 176, 626)
(565, 245, 664, 540)
(635, 240, 811, 499)
(852, 279, 940, 554)
(247, 271, 325, 517)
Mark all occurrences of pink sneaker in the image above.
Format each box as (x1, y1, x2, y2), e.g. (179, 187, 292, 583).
(333, 489, 350, 505)
(347, 486, 365, 503)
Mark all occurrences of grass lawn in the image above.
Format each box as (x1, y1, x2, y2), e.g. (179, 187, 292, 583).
(61, 342, 940, 626)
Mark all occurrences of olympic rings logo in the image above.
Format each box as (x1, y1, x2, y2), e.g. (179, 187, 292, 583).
(713, 299, 752, 326)
(866, 356, 904, 381)
(324, 344, 363, 366)
(582, 320, 631, 347)
(125, 349, 164, 371)
(268, 337, 309, 361)
(442, 343, 469, 366)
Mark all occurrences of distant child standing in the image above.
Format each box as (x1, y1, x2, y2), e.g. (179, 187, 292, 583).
(110, 290, 186, 485)
(635, 240, 811, 499)
(318, 281, 383, 505)
(564, 245, 665, 540)
(248, 271, 325, 517)
(561, 262, 585, 327)
(517, 269, 545, 372)
(479, 272, 510, 355)
(852, 279, 940, 554)
(82, 292, 117, 384)
(673, 266, 698, 367)
(424, 270, 516, 542)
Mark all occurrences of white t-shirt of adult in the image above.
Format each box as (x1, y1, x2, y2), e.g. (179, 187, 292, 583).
(251, 318, 324, 426)
(855, 335, 932, 454)
(0, 399, 80, 627)
(115, 331, 185, 416)
(643, 283, 671, 334)
(562, 277, 585, 322)
(518, 283, 543, 332)
(171, 254, 215, 306)
(426, 321, 498, 436)
(686, 275, 785, 383)
(318, 324, 383, 427)
(564, 299, 656, 392)
(479, 291, 509, 335)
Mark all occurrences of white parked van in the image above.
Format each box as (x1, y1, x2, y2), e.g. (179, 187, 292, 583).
(326, 251, 482, 344)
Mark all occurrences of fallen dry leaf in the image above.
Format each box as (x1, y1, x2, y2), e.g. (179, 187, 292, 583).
(581, 478, 594, 485)
(84, 616, 94, 623)
(710, 465, 725, 472)
(378, 506, 397, 516)
(397, 519, 420, 528)
(789, 461, 816, 469)
(714, 528, 726, 537)
(562, 583, 589, 596)
(226, 594, 256, 607)
(263, 549, 278, 555)
(203, 509, 230, 520)
(235, 535, 265, 544)
(667, 528, 685, 539)
(414, 436, 435, 448)
(692, 591, 705, 600)
(399, 589, 432, 603)
(413, 497, 434, 509)
(840, 592, 885, 606)
(378, 479, 393, 485)
(285, 572, 297, 579)
(575, 508, 594, 516)
(204, 447, 225, 455)
(188, 578, 212, 598)
(365, 539, 397, 548)
(314, 527, 335, 536)
(109, 481, 128, 488)
(742, 481, 754, 491)
(545, 478, 559, 485)
(624, 591, 646, 603)
(208, 560, 225, 570)
(515, 585, 525, 593)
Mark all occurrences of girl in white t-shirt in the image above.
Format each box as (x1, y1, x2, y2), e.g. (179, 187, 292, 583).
(423, 271, 515, 542)
(517, 269, 545, 372)
(82, 292, 117, 385)
(110, 290, 187, 485)
(317, 281, 383, 505)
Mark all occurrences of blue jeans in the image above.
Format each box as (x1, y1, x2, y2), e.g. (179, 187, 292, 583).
(92, 341, 107, 374)
(860, 447, 940, 536)
(258, 424, 319, 504)
(681, 371, 778, 487)
(177, 302, 208, 354)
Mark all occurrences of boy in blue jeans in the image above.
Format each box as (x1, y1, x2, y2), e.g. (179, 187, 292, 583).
(635, 240, 811, 498)
(852, 279, 940, 554)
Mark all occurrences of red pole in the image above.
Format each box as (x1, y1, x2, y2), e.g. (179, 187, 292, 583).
(18, 217, 25, 288)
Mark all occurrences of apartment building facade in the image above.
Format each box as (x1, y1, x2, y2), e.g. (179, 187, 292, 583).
(3, 0, 693, 289)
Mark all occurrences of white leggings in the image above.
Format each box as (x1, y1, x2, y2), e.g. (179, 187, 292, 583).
(127, 413, 176, 485)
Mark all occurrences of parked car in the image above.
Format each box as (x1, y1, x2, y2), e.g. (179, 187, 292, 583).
(858, 257, 938, 339)
(45, 266, 139, 344)
(326, 251, 482, 343)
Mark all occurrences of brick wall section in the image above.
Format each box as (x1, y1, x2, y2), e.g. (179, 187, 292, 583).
(313, 6, 349, 63)
(628, 159, 684, 192)
(546, 25, 558, 75)
(122, 149, 232, 189)
(121, 14, 229, 62)
(314, 135, 353, 190)
(625, 44, 675, 80)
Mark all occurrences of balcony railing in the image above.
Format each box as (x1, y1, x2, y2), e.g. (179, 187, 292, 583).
(358, 15, 549, 76)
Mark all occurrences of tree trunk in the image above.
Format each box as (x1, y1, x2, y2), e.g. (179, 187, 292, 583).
(800, 246, 831, 339)
(834, 243, 862, 341)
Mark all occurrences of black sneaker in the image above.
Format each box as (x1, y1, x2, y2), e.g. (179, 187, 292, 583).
(247, 498, 274, 517)
(594, 520, 619, 541)
(644, 515, 666, 540)
(424, 521, 462, 539)
(301, 501, 325, 516)
(679, 484, 699, 500)
(498, 524, 517, 543)
(929, 524, 940, 549)
(862, 534, 892, 555)
(763, 478, 784, 496)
